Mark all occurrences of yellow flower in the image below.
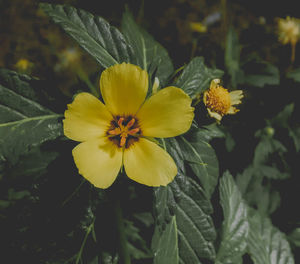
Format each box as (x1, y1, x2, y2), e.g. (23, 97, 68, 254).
(277, 16, 300, 46)
(14, 59, 33, 73)
(63, 63, 194, 188)
(189, 22, 207, 33)
(204, 79, 243, 122)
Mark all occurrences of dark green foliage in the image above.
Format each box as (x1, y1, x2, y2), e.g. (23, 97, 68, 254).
(121, 9, 174, 86)
(174, 57, 223, 99)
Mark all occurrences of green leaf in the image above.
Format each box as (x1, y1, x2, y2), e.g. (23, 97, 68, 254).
(288, 228, 300, 248)
(271, 103, 294, 128)
(236, 167, 281, 216)
(0, 69, 62, 165)
(253, 138, 287, 167)
(174, 57, 223, 99)
(124, 220, 152, 260)
(40, 3, 134, 68)
(247, 209, 295, 264)
(177, 131, 219, 198)
(216, 171, 249, 264)
(289, 127, 300, 152)
(225, 27, 244, 88)
(243, 59, 280, 87)
(286, 67, 300, 82)
(121, 9, 173, 85)
(152, 137, 217, 264)
(153, 216, 179, 264)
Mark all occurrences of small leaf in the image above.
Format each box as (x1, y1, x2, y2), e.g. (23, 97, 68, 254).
(286, 67, 300, 82)
(288, 228, 300, 248)
(0, 69, 62, 165)
(247, 209, 295, 264)
(40, 3, 134, 68)
(253, 138, 287, 167)
(174, 57, 223, 99)
(121, 10, 173, 86)
(153, 216, 179, 264)
(216, 171, 249, 264)
(289, 127, 300, 152)
(243, 59, 280, 87)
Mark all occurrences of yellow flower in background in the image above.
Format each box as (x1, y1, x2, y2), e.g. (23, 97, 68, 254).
(14, 59, 33, 74)
(204, 79, 243, 122)
(277, 16, 300, 46)
(277, 16, 300, 63)
(63, 63, 194, 188)
(189, 22, 207, 33)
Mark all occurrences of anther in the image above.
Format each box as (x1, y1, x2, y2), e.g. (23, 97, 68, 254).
(128, 128, 140, 135)
(118, 117, 124, 127)
(126, 118, 135, 128)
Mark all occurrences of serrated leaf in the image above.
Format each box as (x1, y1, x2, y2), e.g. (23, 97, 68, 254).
(286, 67, 300, 82)
(253, 138, 287, 167)
(121, 9, 173, 86)
(0, 69, 62, 165)
(236, 167, 281, 216)
(247, 209, 295, 264)
(289, 127, 300, 152)
(153, 216, 178, 264)
(225, 27, 244, 88)
(40, 3, 134, 69)
(177, 131, 219, 198)
(243, 59, 280, 87)
(152, 137, 217, 264)
(288, 228, 300, 248)
(174, 57, 223, 99)
(216, 171, 249, 264)
(271, 103, 294, 128)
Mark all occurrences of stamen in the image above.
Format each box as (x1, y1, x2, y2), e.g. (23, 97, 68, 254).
(108, 127, 121, 135)
(126, 118, 135, 128)
(128, 128, 140, 135)
(120, 135, 126, 147)
(118, 117, 124, 127)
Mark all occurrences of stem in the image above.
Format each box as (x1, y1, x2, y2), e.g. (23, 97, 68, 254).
(114, 199, 131, 264)
(291, 42, 296, 64)
(76, 67, 99, 97)
(75, 218, 96, 264)
(61, 179, 85, 207)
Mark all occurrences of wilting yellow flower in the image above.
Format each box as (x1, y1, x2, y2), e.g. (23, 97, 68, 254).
(63, 63, 194, 188)
(204, 79, 243, 122)
(277, 16, 300, 45)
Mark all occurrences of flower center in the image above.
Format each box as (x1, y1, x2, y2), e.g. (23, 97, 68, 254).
(107, 116, 141, 148)
(204, 86, 231, 115)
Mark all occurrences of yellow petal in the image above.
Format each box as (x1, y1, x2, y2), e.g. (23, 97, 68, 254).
(63, 92, 112, 142)
(136, 86, 194, 138)
(227, 106, 239, 114)
(100, 63, 148, 116)
(207, 108, 222, 121)
(72, 137, 123, 189)
(229, 90, 243, 105)
(124, 138, 177, 186)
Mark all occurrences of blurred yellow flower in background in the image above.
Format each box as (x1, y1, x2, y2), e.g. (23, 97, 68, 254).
(63, 63, 194, 189)
(189, 22, 207, 33)
(277, 16, 300, 62)
(14, 58, 34, 74)
(204, 79, 243, 122)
